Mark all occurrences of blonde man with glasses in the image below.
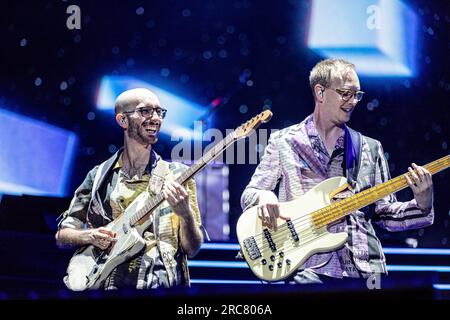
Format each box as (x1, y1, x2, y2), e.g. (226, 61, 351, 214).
(56, 88, 203, 290)
(241, 58, 434, 285)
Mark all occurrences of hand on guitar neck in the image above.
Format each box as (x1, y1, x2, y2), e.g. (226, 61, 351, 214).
(161, 180, 191, 219)
(161, 180, 204, 258)
(405, 163, 433, 212)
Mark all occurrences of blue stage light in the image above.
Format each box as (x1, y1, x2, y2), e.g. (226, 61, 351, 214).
(387, 265, 450, 272)
(307, 0, 418, 77)
(0, 109, 78, 197)
(383, 248, 450, 255)
(188, 260, 248, 268)
(200, 243, 450, 256)
(190, 279, 284, 284)
(433, 284, 450, 290)
(96, 75, 209, 139)
(188, 259, 450, 273)
(201, 243, 241, 250)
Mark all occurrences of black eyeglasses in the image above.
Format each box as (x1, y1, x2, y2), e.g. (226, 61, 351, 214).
(333, 88, 365, 102)
(123, 107, 167, 119)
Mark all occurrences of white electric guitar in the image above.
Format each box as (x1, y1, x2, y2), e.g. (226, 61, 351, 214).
(237, 155, 450, 282)
(64, 110, 273, 291)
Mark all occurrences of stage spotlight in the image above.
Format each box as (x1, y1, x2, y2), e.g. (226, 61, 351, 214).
(307, 0, 418, 77)
(0, 109, 78, 197)
(96, 75, 210, 140)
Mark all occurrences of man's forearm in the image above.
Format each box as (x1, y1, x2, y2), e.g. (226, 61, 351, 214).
(179, 214, 203, 258)
(55, 228, 91, 248)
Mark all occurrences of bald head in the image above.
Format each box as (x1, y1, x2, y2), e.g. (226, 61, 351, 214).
(114, 88, 161, 115)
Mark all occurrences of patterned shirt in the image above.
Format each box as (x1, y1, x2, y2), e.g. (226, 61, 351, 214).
(104, 152, 170, 289)
(241, 114, 434, 278)
(303, 116, 361, 277)
(59, 149, 202, 289)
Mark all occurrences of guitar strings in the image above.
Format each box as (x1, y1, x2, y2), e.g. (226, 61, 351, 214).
(130, 136, 236, 224)
(245, 160, 445, 253)
(248, 195, 360, 251)
(249, 176, 438, 255)
(250, 158, 446, 246)
(131, 140, 231, 224)
(251, 177, 412, 252)
(283, 158, 448, 258)
(249, 176, 402, 245)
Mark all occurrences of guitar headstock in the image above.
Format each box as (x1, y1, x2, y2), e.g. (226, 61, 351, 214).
(233, 110, 273, 139)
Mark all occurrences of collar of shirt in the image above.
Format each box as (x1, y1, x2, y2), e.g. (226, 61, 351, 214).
(305, 115, 345, 169)
(113, 148, 160, 178)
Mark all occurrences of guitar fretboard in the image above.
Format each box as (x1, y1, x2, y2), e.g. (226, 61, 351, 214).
(312, 155, 450, 228)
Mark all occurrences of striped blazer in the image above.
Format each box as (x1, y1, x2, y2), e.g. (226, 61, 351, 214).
(241, 114, 434, 276)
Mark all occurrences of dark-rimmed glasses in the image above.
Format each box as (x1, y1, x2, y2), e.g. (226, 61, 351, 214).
(333, 88, 365, 102)
(122, 107, 167, 119)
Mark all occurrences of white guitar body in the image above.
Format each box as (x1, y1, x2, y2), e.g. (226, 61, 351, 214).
(237, 176, 349, 282)
(64, 192, 150, 291)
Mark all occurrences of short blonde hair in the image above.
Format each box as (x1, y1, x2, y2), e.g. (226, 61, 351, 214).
(309, 58, 356, 98)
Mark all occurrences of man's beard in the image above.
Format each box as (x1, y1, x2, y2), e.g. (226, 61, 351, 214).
(127, 118, 157, 145)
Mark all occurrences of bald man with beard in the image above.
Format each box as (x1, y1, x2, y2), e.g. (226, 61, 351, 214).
(56, 88, 203, 290)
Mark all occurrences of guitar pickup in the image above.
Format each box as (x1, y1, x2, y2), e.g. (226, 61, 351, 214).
(263, 229, 277, 252)
(243, 237, 261, 260)
(287, 220, 299, 242)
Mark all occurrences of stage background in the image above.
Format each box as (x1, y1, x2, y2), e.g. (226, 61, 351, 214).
(0, 0, 448, 300)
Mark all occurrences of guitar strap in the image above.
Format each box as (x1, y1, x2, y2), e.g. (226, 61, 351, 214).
(140, 159, 170, 232)
(87, 151, 170, 229)
(344, 126, 362, 189)
(92, 161, 107, 196)
(148, 159, 170, 196)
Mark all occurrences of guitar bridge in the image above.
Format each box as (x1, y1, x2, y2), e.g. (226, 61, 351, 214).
(243, 237, 261, 260)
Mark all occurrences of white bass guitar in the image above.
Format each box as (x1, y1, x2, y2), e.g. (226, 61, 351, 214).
(237, 155, 449, 282)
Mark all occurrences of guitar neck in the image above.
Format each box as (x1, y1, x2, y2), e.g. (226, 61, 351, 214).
(129, 133, 237, 226)
(313, 155, 450, 228)
(175, 134, 236, 185)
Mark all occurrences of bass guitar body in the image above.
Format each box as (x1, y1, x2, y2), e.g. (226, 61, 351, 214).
(237, 177, 349, 282)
